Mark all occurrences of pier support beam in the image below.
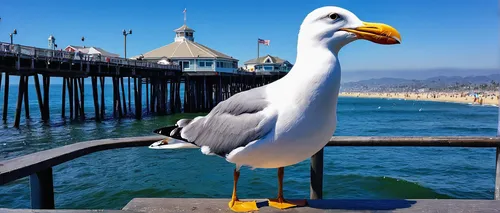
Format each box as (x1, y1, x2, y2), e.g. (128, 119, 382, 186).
(112, 77, 117, 117)
(121, 77, 127, 115)
(79, 78, 85, 120)
(136, 77, 142, 120)
(61, 77, 66, 118)
(14, 75, 26, 128)
(176, 79, 181, 113)
(43, 76, 50, 121)
(24, 76, 30, 119)
(91, 76, 100, 122)
(146, 78, 149, 113)
(100, 77, 105, 120)
(128, 77, 131, 113)
(30, 167, 55, 209)
(67, 78, 73, 120)
(169, 79, 174, 113)
(73, 78, 80, 119)
(112, 77, 123, 118)
(3, 73, 9, 121)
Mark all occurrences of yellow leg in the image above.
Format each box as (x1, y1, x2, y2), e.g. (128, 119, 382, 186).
(268, 167, 307, 210)
(228, 169, 259, 212)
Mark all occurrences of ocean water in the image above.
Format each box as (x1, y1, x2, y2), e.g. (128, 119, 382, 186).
(0, 83, 498, 209)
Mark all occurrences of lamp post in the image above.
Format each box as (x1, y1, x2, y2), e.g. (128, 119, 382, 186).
(123, 29, 132, 112)
(81, 36, 85, 47)
(122, 29, 132, 58)
(10, 29, 17, 45)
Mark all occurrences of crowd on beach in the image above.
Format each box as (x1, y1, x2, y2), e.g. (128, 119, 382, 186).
(339, 91, 500, 106)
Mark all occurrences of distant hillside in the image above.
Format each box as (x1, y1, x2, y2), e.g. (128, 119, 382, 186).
(341, 68, 499, 83)
(341, 74, 500, 92)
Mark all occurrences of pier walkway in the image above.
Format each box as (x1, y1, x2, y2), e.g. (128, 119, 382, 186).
(3, 198, 500, 212)
(0, 42, 286, 127)
(1, 136, 500, 212)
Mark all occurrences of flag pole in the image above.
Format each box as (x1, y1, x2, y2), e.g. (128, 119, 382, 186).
(257, 39, 260, 62)
(184, 8, 187, 25)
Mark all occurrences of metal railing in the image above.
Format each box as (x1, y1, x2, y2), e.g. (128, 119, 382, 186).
(1, 136, 500, 209)
(0, 42, 181, 70)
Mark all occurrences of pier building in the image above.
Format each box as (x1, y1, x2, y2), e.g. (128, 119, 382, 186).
(243, 54, 293, 72)
(132, 24, 238, 73)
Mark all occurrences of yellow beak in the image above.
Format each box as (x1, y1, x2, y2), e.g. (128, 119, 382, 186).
(341, 22, 401, 45)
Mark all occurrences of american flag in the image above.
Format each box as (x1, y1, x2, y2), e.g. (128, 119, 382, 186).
(258, 38, 270, 46)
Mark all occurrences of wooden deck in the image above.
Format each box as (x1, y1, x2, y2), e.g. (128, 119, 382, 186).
(2, 198, 500, 212)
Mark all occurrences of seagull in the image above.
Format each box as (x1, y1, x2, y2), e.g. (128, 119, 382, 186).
(150, 6, 401, 212)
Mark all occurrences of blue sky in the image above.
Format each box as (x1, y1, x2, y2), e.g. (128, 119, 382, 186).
(0, 0, 498, 72)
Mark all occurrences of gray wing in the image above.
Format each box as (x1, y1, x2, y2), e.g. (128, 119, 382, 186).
(180, 86, 275, 157)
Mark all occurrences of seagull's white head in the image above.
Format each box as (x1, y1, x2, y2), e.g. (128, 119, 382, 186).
(299, 6, 401, 54)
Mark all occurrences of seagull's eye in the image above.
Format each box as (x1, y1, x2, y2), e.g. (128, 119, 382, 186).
(328, 13, 339, 20)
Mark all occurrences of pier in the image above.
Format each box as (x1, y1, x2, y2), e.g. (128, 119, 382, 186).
(1, 136, 500, 212)
(0, 42, 286, 128)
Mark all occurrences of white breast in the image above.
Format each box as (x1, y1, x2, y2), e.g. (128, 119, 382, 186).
(226, 58, 341, 168)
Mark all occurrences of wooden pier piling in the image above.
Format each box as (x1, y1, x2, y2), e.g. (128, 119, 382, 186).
(121, 77, 127, 115)
(79, 78, 85, 120)
(146, 79, 149, 113)
(136, 77, 142, 120)
(23, 75, 30, 119)
(14, 75, 26, 127)
(91, 76, 100, 122)
(73, 78, 80, 119)
(67, 78, 73, 120)
(78, 78, 84, 119)
(61, 77, 66, 118)
(128, 77, 131, 112)
(43, 76, 50, 122)
(3, 73, 9, 122)
(100, 77, 105, 120)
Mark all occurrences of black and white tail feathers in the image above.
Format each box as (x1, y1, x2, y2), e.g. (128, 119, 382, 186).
(153, 119, 193, 141)
(149, 119, 199, 149)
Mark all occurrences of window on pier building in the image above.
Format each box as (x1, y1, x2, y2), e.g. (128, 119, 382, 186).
(216, 61, 225, 68)
(182, 61, 190, 69)
(198, 60, 213, 67)
(263, 66, 274, 71)
(216, 61, 237, 68)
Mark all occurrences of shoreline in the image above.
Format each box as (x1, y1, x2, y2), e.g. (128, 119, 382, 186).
(339, 92, 499, 107)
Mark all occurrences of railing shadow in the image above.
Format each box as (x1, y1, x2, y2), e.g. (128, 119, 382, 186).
(253, 199, 416, 210)
(306, 199, 416, 210)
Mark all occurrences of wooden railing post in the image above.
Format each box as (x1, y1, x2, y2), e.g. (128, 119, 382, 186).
(495, 147, 500, 200)
(310, 148, 324, 199)
(30, 167, 55, 209)
(496, 93, 500, 200)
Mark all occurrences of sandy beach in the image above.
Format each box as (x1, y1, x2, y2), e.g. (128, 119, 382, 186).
(339, 91, 499, 106)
